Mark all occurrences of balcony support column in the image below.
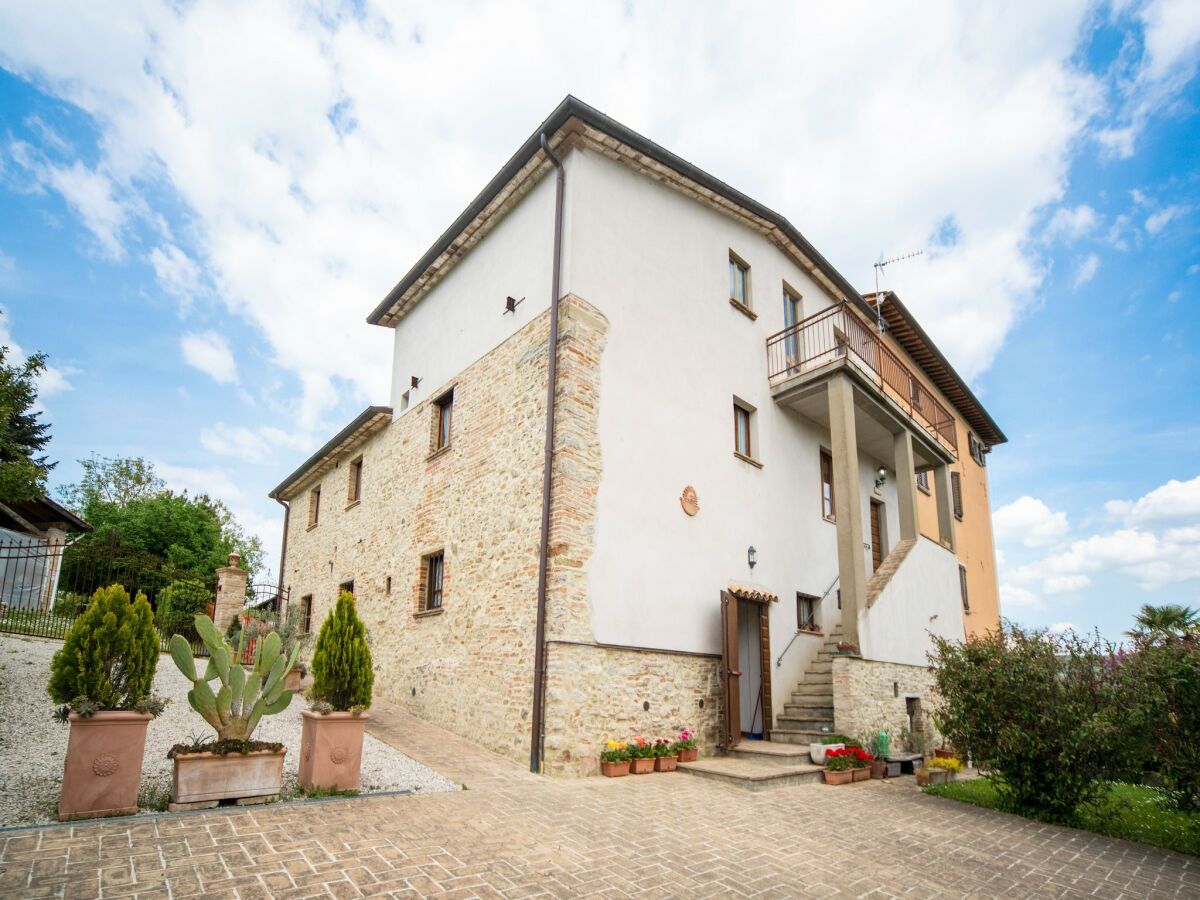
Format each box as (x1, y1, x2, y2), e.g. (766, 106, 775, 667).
(933, 464, 957, 553)
(827, 373, 867, 651)
(893, 431, 919, 543)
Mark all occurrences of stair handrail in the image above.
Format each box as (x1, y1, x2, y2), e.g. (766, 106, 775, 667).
(775, 572, 840, 668)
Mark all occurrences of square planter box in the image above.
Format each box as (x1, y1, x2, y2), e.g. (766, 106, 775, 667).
(654, 755, 677, 773)
(59, 711, 152, 821)
(170, 748, 286, 810)
(299, 710, 368, 792)
(852, 766, 870, 782)
(824, 768, 853, 785)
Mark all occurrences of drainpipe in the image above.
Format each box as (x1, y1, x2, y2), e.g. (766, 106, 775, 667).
(530, 132, 564, 774)
(274, 497, 290, 615)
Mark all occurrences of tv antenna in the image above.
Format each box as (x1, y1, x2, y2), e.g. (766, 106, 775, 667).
(872, 249, 923, 331)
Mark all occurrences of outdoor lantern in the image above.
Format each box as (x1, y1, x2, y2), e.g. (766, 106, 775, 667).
(875, 466, 888, 489)
(747, 545, 757, 569)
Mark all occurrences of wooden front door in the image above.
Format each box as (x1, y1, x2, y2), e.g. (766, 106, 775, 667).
(720, 590, 741, 750)
(870, 499, 884, 572)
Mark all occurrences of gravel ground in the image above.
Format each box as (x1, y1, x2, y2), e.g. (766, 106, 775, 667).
(0, 633, 459, 827)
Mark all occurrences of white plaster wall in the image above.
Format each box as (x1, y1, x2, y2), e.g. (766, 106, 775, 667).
(389, 171, 560, 409)
(563, 148, 909, 722)
(857, 536, 965, 667)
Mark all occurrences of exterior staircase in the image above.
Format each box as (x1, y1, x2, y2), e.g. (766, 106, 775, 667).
(865, 538, 916, 605)
(677, 740, 824, 791)
(771, 626, 844, 746)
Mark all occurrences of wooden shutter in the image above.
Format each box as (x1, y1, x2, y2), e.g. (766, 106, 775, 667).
(959, 565, 970, 611)
(951, 472, 963, 520)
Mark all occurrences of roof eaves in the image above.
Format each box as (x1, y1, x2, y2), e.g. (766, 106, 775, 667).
(268, 406, 392, 500)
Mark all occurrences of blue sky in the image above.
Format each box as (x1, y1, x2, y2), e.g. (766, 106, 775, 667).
(0, 2, 1196, 641)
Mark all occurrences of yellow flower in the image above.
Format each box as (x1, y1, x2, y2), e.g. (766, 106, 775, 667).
(606, 740, 617, 750)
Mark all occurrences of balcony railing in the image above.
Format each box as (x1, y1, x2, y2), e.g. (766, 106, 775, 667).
(766, 302, 958, 453)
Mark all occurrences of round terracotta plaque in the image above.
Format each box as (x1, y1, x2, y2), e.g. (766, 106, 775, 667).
(680, 486, 699, 516)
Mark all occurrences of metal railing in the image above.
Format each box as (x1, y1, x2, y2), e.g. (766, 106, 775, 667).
(766, 302, 958, 454)
(776, 573, 840, 668)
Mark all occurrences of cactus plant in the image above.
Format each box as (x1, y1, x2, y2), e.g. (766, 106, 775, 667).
(169, 613, 301, 741)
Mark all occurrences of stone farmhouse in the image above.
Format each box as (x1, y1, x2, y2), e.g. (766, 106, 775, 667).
(269, 96, 1005, 777)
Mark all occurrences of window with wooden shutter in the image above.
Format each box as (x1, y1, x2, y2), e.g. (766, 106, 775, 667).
(820, 449, 835, 521)
(916, 471, 930, 494)
(951, 471, 963, 520)
(958, 565, 970, 612)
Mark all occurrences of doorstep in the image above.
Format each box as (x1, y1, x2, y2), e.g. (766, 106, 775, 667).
(678, 751, 824, 792)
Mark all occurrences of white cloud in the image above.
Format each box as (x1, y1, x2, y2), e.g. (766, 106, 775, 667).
(1188, 264, 1199, 276)
(148, 243, 202, 310)
(200, 422, 309, 464)
(1072, 252, 1101, 287)
(1105, 475, 1200, 525)
(1044, 204, 1099, 242)
(0, 305, 78, 400)
(993, 495, 1070, 547)
(180, 331, 237, 385)
(1145, 204, 1188, 235)
(1048, 622, 1080, 634)
(1168, 289, 1182, 302)
(1044, 574, 1090, 594)
(1001, 583, 1043, 610)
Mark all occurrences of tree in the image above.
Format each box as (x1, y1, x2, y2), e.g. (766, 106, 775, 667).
(156, 579, 213, 643)
(310, 592, 374, 711)
(0, 340, 55, 501)
(1124, 603, 1200, 646)
(59, 455, 264, 580)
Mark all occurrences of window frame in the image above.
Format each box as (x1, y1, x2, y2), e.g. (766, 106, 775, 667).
(347, 455, 363, 505)
(301, 594, 314, 633)
(433, 389, 454, 452)
(422, 551, 445, 611)
(916, 470, 931, 494)
(968, 433, 987, 467)
(728, 251, 756, 319)
(951, 471, 964, 520)
(308, 485, 321, 528)
(820, 448, 836, 521)
(733, 402, 752, 459)
(338, 579, 354, 597)
(959, 564, 970, 612)
(796, 592, 819, 631)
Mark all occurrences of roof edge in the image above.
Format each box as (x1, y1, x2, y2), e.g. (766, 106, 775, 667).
(268, 406, 392, 500)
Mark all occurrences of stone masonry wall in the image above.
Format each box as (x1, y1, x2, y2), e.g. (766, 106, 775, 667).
(280, 296, 608, 767)
(831, 656, 942, 751)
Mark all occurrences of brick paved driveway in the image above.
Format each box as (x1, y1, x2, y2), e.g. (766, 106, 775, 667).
(2, 700, 1196, 898)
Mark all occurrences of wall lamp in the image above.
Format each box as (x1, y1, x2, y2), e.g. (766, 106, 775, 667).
(874, 466, 888, 490)
(747, 546, 757, 569)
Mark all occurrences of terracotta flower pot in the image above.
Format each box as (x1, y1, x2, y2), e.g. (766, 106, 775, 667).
(283, 668, 303, 692)
(299, 710, 368, 792)
(824, 768, 853, 785)
(58, 711, 152, 821)
(852, 766, 871, 782)
(934, 748, 954, 759)
(655, 755, 678, 772)
(600, 760, 630, 777)
(170, 748, 286, 810)
(870, 760, 887, 779)
(630, 758, 655, 775)
(677, 747, 698, 763)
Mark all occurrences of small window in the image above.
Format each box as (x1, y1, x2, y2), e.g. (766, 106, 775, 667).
(951, 471, 963, 520)
(968, 433, 987, 467)
(820, 449, 836, 521)
(959, 565, 970, 612)
(733, 402, 753, 459)
(916, 471, 930, 494)
(338, 579, 354, 597)
(348, 456, 363, 504)
(399, 390, 411, 412)
(308, 485, 321, 527)
(728, 252, 751, 309)
(423, 551, 444, 611)
(301, 594, 314, 633)
(797, 592, 818, 631)
(434, 390, 454, 451)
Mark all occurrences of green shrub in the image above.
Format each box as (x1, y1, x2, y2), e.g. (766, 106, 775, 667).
(1119, 637, 1200, 813)
(48, 584, 159, 712)
(156, 579, 212, 642)
(930, 622, 1134, 823)
(51, 592, 89, 617)
(310, 592, 373, 711)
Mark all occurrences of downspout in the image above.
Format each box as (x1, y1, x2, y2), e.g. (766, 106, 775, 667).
(530, 132, 564, 774)
(274, 497, 290, 615)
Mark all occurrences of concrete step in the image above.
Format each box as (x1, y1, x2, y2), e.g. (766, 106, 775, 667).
(677, 754, 824, 792)
(806, 660, 833, 674)
(770, 728, 831, 745)
(775, 715, 835, 732)
(726, 740, 816, 764)
(783, 703, 834, 719)
(791, 685, 833, 701)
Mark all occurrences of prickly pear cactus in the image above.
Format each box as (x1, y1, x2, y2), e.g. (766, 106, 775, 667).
(169, 613, 301, 741)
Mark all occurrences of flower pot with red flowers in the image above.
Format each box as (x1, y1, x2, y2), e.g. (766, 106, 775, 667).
(600, 740, 631, 776)
(850, 747, 874, 781)
(629, 737, 655, 774)
(823, 751, 854, 785)
(652, 739, 677, 771)
(674, 728, 699, 762)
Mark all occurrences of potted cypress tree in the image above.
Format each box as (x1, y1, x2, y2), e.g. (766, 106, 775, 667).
(49, 584, 163, 821)
(299, 591, 374, 791)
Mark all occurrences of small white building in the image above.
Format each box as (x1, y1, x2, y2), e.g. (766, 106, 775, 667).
(0, 497, 91, 611)
(272, 97, 1005, 777)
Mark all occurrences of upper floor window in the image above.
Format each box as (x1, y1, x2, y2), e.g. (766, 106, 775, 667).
(301, 594, 314, 633)
(308, 485, 321, 527)
(916, 470, 930, 494)
(399, 389, 411, 412)
(734, 402, 752, 459)
(783, 285, 802, 365)
(968, 433, 987, 467)
(820, 449, 835, 521)
(728, 251, 753, 317)
(423, 551, 444, 611)
(434, 389, 454, 451)
(348, 456, 363, 504)
(951, 471, 963, 520)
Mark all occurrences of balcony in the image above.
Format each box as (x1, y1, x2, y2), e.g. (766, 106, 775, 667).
(766, 302, 958, 457)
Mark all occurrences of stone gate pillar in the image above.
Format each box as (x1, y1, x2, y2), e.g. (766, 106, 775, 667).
(213, 551, 247, 635)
